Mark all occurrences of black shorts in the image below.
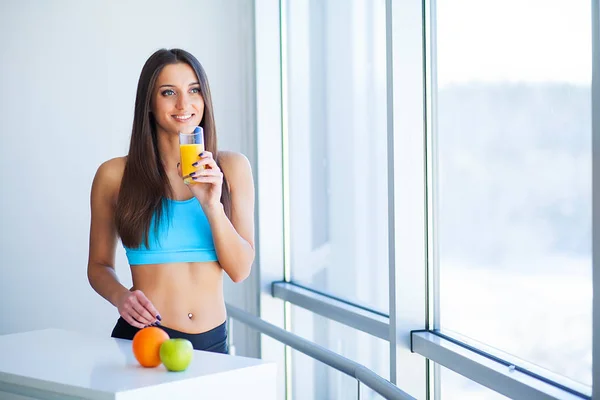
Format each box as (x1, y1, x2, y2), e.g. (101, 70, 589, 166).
(111, 317, 228, 354)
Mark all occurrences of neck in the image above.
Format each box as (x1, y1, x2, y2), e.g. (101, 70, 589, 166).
(156, 129, 181, 171)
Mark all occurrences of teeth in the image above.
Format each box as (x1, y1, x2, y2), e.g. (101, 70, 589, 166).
(173, 114, 192, 120)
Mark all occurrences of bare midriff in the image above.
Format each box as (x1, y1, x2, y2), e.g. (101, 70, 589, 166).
(130, 261, 226, 334)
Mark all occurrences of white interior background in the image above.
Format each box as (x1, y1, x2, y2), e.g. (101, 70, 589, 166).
(0, 0, 259, 356)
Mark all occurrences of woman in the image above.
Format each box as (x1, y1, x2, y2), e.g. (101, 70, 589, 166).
(87, 48, 255, 354)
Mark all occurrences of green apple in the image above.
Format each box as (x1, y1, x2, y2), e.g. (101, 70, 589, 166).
(159, 338, 194, 372)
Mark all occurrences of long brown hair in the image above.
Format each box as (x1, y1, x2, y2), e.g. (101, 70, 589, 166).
(115, 48, 231, 248)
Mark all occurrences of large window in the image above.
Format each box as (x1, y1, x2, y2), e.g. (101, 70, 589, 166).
(254, 0, 597, 398)
(286, 0, 389, 313)
(435, 0, 592, 388)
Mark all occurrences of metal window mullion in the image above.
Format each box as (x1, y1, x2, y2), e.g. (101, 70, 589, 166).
(272, 282, 390, 340)
(425, 0, 441, 398)
(591, 0, 599, 398)
(279, 0, 291, 285)
(278, 1, 294, 399)
(385, 0, 398, 386)
(411, 331, 588, 400)
(388, 0, 429, 398)
(254, 1, 288, 400)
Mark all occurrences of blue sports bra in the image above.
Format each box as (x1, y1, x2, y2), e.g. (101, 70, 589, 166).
(123, 197, 218, 265)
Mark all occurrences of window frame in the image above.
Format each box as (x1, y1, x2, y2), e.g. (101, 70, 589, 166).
(592, 0, 599, 397)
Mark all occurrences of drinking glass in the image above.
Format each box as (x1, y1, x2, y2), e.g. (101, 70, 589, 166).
(179, 126, 204, 185)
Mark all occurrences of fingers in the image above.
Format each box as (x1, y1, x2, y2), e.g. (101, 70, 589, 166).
(192, 152, 217, 169)
(190, 168, 222, 178)
(190, 152, 222, 184)
(122, 313, 146, 329)
(119, 290, 161, 329)
(191, 176, 222, 184)
(192, 158, 213, 168)
(121, 305, 152, 328)
(131, 302, 156, 325)
(134, 291, 161, 321)
(191, 169, 223, 184)
(176, 162, 182, 178)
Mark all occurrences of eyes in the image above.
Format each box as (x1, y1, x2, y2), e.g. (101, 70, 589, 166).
(160, 87, 201, 97)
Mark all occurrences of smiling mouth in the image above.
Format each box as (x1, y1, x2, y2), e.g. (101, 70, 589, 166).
(172, 114, 194, 122)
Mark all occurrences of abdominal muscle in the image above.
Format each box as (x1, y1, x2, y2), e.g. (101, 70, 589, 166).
(130, 261, 226, 334)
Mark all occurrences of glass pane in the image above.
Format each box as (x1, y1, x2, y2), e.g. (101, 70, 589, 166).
(439, 365, 509, 400)
(292, 349, 359, 400)
(359, 385, 388, 400)
(290, 305, 389, 400)
(435, 0, 592, 387)
(285, 0, 389, 312)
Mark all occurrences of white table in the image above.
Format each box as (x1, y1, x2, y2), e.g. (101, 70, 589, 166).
(0, 328, 277, 400)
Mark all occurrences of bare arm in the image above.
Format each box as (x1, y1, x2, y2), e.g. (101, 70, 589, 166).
(87, 158, 159, 327)
(205, 152, 255, 283)
(87, 159, 128, 305)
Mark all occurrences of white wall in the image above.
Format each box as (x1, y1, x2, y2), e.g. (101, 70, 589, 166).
(0, 0, 259, 356)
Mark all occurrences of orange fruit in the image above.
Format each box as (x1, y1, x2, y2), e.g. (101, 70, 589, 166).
(132, 327, 170, 368)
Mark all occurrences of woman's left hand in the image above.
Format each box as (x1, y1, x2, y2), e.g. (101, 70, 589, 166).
(181, 151, 223, 211)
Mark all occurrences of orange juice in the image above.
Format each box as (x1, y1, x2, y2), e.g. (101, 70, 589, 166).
(180, 143, 204, 184)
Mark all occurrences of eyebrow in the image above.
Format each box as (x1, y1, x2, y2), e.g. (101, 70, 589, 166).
(158, 82, 200, 89)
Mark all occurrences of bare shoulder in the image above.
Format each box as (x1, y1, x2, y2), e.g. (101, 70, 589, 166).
(91, 156, 127, 204)
(218, 151, 253, 191)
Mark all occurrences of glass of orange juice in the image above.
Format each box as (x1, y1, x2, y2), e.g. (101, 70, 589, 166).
(179, 126, 204, 185)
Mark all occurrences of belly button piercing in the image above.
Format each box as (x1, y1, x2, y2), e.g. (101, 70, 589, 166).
(188, 313, 193, 319)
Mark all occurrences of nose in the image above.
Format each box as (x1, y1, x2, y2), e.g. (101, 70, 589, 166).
(176, 92, 189, 110)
